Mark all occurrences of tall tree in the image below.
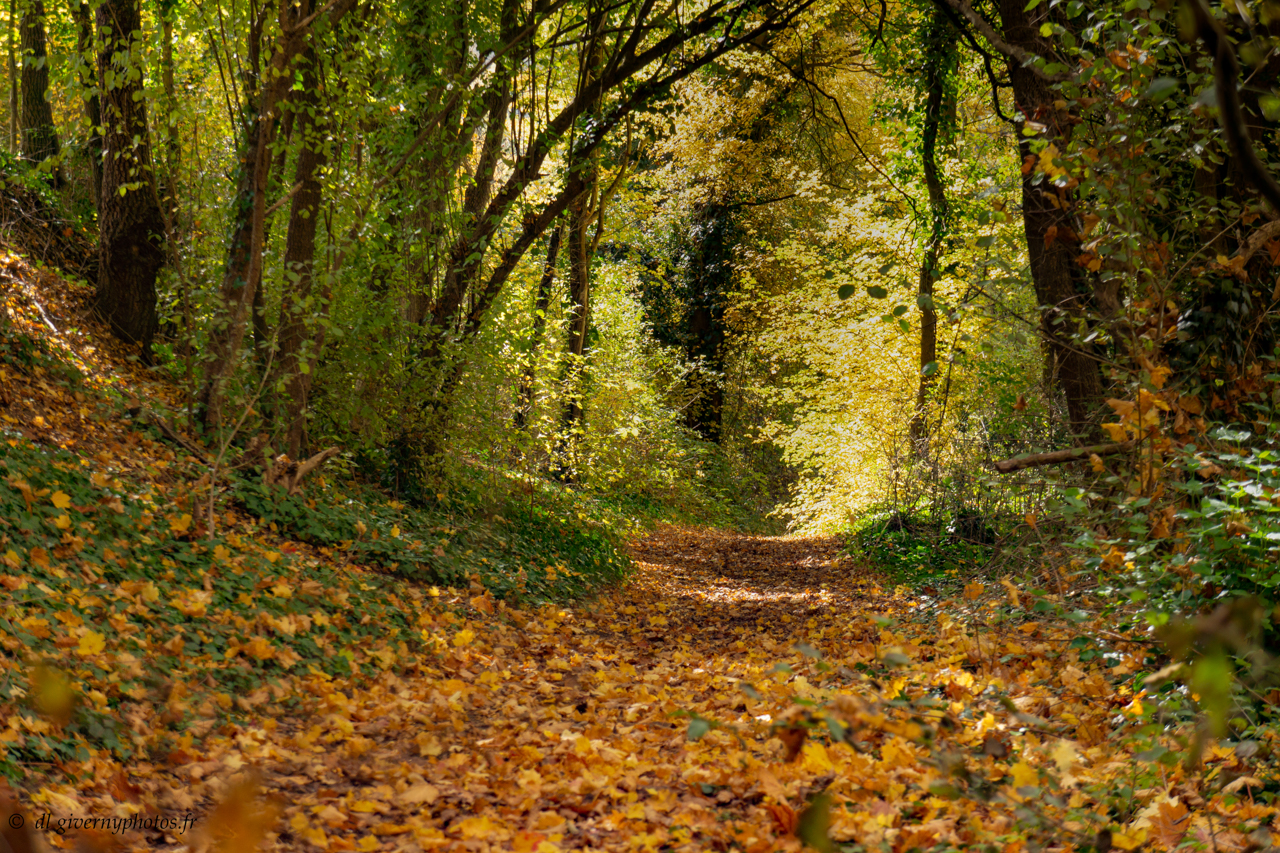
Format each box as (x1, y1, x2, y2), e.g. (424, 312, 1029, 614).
(94, 0, 164, 349)
(908, 7, 958, 452)
(274, 42, 332, 458)
(19, 0, 61, 182)
(72, 0, 102, 206)
(6, 0, 15, 152)
(196, 0, 356, 431)
(556, 1, 608, 476)
(514, 223, 563, 431)
(931, 0, 1105, 438)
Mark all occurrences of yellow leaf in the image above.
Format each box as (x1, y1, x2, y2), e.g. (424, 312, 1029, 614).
(1009, 761, 1039, 788)
(51, 491, 70, 510)
(2, 550, 17, 568)
(169, 513, 192, 533)
(963, 582, 984, 601)
(802, 741, 834, 773)
(351, 800, 379, 813)
(400, 783, 439, 806)
(1000, 578, 1021, 608)
(1038, 143, 1066, 178)
(455, 815, 511, 840)
(415, 732, 442, 757)
(1112, 828, 1147, 850)
(271, 582, 293, 598)
(1052, 740, 1079, 774)
(77, 631, 106, 657)
(214, 545, 232, 561)
(880, 737, 916, 768)
(1103, 423, 1129, 442)
(453, 628, 475, 647)
(243, 636, 275, 660)
(372, 823, 411, 836)
(54, 515, 70, 530)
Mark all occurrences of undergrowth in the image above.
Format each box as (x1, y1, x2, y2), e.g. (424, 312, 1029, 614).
(845, 508, 999, 590)
(0, 311, 634, 777)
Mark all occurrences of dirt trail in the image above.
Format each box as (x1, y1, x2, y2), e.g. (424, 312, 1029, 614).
(250, 525, 890, 852)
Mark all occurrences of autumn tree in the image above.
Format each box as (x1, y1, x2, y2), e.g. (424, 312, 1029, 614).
(94, 0, 164, 348)
(394, 0, 818, 482)
(196, 0, 357, 431)
(18, 0, 60, 182)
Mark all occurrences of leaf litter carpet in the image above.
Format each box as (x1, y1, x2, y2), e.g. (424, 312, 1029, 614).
(196, 527, 1273, 853)
(246, 527, 901, 853)
(9, 521, 1277, 852)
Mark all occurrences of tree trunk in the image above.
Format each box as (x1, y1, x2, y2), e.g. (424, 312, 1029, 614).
(409, 0, 518, 470)
(553, 3, 606, 477)
(560, 185, 593, 426)
(275, 44, 331, 459)
(998, 0, 1105, 440)
(19, 0, 61, 182)
(7, 0, 17, 153)
(161, 16, 179, 181)
(515, 223, 562, 431)
(197, 0, 354, 430)
(909, 8, 956, 452)
(73, 0, 102, 208)
(94, 0, 164, 349)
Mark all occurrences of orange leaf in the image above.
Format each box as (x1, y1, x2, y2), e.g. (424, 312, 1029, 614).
(765, 803, 797, 834)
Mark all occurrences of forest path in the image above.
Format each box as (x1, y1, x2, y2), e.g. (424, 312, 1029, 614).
(256, 525, 894, 851)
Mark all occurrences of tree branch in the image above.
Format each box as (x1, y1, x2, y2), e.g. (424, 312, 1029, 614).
(993, 440, 1136, 474)
(930, 0, 1064, 82)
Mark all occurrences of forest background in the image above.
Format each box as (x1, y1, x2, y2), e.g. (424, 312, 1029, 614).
(6, 0, 1280, 844)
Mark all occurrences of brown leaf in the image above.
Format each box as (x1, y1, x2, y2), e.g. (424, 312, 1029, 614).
(775, 723, 807, 761)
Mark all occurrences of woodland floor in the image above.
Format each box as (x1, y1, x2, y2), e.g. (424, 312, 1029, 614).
(245, 528, 890, 853)
(2, 242, 1277, 852)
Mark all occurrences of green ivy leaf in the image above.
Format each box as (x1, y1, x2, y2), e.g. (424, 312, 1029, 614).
(1146, 77, 1179, 102)
(687, 718, 711, 741)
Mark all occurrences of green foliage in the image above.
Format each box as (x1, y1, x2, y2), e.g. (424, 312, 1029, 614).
(847, 508, 995, 590)
(233, 464, 632, 602)
(1071, 420, 1280, 630)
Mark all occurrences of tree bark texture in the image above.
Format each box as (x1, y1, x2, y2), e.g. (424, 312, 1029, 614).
(6, 0, 15, 152)
(19, 0, 61, 179)
(515, 223, 562, 431)
(998, 0, 1105, 440)
(73, 0, 102, 207)
(275, 44, 331, 459)
(909, 9, 956, 451)
(94, 0, 164, 348)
